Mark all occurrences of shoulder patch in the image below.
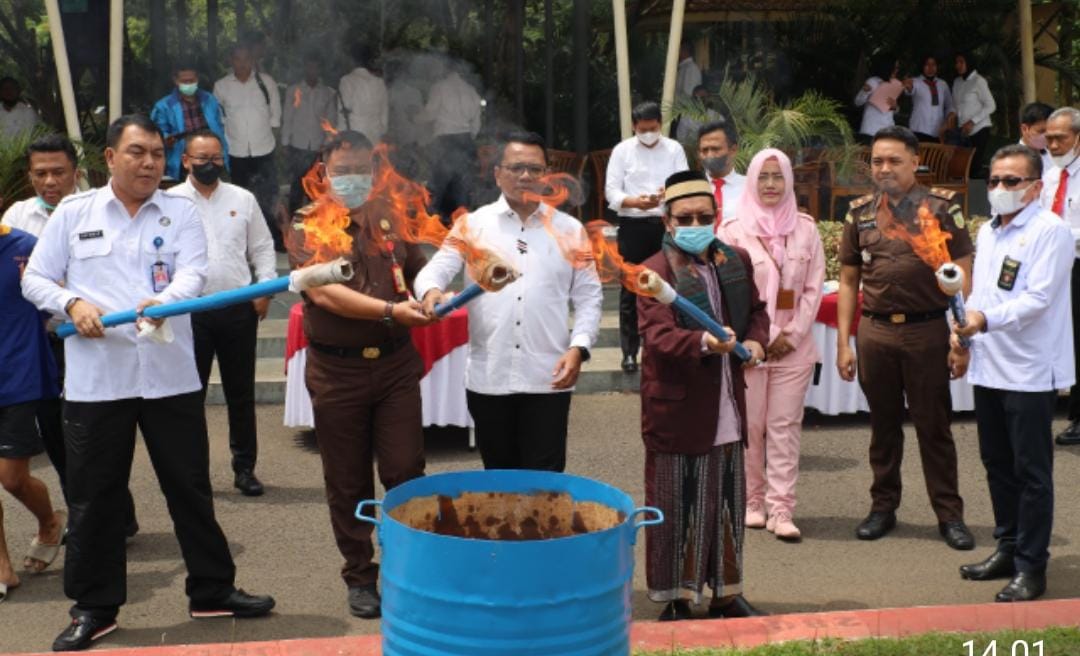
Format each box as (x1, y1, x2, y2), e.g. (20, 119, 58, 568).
(929, 187, 957, 201)
(949, 204, 965, 228)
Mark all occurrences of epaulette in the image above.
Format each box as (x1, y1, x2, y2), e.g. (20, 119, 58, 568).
(845, 194, 875, 223)
(57, 188, 97, 207)
(929, 187, 958, 201)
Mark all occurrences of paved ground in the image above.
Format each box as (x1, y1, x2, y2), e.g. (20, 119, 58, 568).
(3, 395, 1080, 654)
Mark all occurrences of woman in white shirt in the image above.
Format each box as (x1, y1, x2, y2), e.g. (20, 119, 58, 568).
(952, 52, 996, 178)
(854, 56, 899, 144)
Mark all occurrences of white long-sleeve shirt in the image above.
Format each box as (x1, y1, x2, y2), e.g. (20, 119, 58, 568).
(675, 58, 702, 100)
(605, 136, 688, 218)
(1040, 152, 1080, 255)
(906, 75, 954, 136)
(854, 77, 896, 136)
(165, 179, 276, 294)
(281, 81, 338, 151)
(213, 71, 281, 157)
(1, 197, 51, 237)
(952, 70, 995, 134)
(21, 184, 208, 401)
(336, 67, 388, 144)
(413, 196, 603, 395)
(0, 101, 39, 138)
(966, 202, 1075, 392)
(420, 72, 482, 138)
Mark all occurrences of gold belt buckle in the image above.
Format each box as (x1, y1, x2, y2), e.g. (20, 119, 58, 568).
(889, 313, 906, 324)
(362, 347, 381, 359)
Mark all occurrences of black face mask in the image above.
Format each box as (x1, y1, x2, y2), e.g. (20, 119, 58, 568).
(192, 161, 224, 185)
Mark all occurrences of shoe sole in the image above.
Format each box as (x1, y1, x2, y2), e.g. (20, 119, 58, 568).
(349, 608, 381, 619)
(91, 623, 118, 642)
(190, 602, 275, 619)
(53, 621, 118, 651)
(237, 488, 265, 497)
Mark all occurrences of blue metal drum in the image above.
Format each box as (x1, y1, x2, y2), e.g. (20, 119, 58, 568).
(356, 470, 662, 656)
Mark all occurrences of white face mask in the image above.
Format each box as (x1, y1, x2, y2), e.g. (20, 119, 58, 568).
(637, 131, 660, 147)
(1051, 144, 1079, 170)
(988, 185, 1032, 217)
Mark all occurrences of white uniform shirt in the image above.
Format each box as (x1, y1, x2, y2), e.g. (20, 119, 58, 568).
(165, 179, 276, 294)
(281, 81, 338, 151)
(21, 184, 208, 402)
(854, 77, 896, 136)
(336, 67, 388, 144)
(413, 196, 603, 395)
(675, 57, 702, 100)
(605, 136, 689, 218)
(213, 71, 281, 157)
(966, 202, 1075, 391)
(906, 76, 954, 136)
(421, 72, 482, 138)
(388, 80, 427, 145)
(951, 70, 995, 134)
(1040, 152, 1080, 255)
(711, 169, 747, 225)
(0, 102, 39, 138)
(1, 197, 51, 237)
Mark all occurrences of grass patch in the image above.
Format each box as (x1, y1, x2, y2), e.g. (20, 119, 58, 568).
(635, 627, 1080, 655)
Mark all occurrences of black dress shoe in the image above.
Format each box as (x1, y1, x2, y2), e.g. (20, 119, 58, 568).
(190, 589, 275, 618)
(708, 595, 766, 618)
(52, 616, 117, 652)
(960, 550, 1016, 581)
(234, 470, 264, 497)
(348, 584, 381, 618)
(125, 519, 139, 540)
(995, 571, 1046, 602)
(658, 599, 692, 621)
(855, 511, 896, 540)
(1056, 421, 1080, 446)
(939, 520, 975, 550)
(621, 355, 638, 374)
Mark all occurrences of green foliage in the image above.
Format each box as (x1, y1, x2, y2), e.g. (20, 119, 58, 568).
(0, 127, 108, 212)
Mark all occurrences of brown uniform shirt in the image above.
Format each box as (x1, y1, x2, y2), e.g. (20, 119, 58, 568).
(288, 202, 427, 348)
(839, 185, 972, 315)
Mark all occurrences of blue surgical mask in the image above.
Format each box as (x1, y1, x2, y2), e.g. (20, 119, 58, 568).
(36, 196, 56, 212)
(330, 174, 373, 208)
(673, 225, 715, 255)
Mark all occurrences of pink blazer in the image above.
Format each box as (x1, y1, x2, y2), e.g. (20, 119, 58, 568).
(718, 214, 825, 367)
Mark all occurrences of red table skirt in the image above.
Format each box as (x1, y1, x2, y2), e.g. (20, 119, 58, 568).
(815, 293, 862, 333)
(285, 302, 469, 375)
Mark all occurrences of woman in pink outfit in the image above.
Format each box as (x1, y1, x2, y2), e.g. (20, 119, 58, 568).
(718, 149, 825, 541)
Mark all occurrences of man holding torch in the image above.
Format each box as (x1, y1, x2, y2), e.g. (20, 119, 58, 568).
(951, 145, 1073, 602)
(22, 115, 274, 651)
(836, 125, 974, 550)
(638, 170, 767, 621)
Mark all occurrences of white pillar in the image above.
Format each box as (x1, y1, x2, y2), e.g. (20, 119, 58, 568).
(43, 0, 82, 142)
(109, 0, 123, 123)
(612, 0, 632, 139)
(1019, 0, 1036, 103)
(660, 0, 687, 136)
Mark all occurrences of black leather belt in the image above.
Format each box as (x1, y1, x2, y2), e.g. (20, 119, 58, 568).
(309, 336, 411, 359)
(861, 309, 947, 325)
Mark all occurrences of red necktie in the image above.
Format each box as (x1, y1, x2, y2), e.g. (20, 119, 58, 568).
(712, 178, 725, 218)
(1052, 168, 1069, 217)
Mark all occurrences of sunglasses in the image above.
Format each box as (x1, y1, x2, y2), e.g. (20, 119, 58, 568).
(987, 176, 1038, 189)
(670, 212, 715, 226)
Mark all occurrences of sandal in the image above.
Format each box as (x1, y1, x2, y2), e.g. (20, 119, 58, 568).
(24, 509, 66, 573)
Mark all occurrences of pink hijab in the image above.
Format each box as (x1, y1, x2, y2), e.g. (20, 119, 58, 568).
(737, 148, 799, 265)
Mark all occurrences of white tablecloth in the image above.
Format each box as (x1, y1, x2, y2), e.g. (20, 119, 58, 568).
(804, 322, 975, 415)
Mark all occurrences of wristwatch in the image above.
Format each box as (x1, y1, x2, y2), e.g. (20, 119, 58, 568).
(64, 296, 81, 316)
(382, 301, 395, 326)
(574, 345, 591, 362)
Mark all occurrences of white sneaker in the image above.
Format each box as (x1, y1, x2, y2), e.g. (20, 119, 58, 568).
(771, 512, 801, 541)
(745, 501, 766, 529)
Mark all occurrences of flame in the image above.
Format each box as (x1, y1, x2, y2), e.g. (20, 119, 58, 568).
(292, 159, 353, 265)
(320, 118, 338, 137)
(876, 197, 952, 270)
(293, 88, 302, 108)
(585, 221, 657, 296)
(522, 173, 593, 267)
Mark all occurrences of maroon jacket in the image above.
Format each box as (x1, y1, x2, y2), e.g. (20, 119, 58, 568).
(637, 246, 769, 456)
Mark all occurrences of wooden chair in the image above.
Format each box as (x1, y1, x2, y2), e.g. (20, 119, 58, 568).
(917, 143, 956, 185)
(587, 148, 613, 223)
(825, 146, 873, 220)
(937, 146, 975, 216)
(545, 149, 588, 219)
(793, 161, 823, 220)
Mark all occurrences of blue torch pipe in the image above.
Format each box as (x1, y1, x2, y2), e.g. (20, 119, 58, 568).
(56, 276, 293, 339)
(433, 282, 485, 317)
(948, 295, 972, 349)
(671, 295, 753, 362)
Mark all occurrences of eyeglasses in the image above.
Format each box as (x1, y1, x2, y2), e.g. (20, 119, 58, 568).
(987, 176, 1038, 189)
(499, 163, 547, 178)
(670, 212, 715, 226)
(189, 156, 225, 166)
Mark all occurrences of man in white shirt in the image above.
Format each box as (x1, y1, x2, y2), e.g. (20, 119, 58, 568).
(213, 44, 282, 251)
(1018, 102, 1054, 175)
(416, 131, 602, 472)
(605, 101, 689, 372)
(421, 59, 483, 221)
(1039, 107, 1080, 446)
(281, 54, 338, 187)
(22, 114, 273, 652)
(675, 42, 703, 101)
(903, 55, 955, 142)
(166, 130, 276, 497)
(0, 77, 40, 139)
(674, 85, 721, 145)
(336, 44, 388, 146)
(699, 116, 746, 226)
(952, 144, 1074, 603)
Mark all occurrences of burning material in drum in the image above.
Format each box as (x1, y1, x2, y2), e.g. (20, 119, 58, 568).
(389, 491, 626, 540)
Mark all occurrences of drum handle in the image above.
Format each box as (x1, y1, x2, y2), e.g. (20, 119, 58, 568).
(355, 500, 383, 527)
(629, 506, 664, 544)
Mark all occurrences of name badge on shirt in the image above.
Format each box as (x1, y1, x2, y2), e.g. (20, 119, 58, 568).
(151, 261, 171, 293)
(776, 288, 796, 310)
(78, 230, 103, 240)
(390, 262, 408, 295)
(997, 256, 1021, 291)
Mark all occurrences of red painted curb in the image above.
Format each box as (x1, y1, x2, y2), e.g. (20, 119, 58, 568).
(11, 599, 1080, 655)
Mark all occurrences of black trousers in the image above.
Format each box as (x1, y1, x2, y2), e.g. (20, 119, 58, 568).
(973, 386, 1056, 574)
(62, 392, 235, 619)
(428, 133, 477, 223)
(1068, 261, 1080, 421)
(230, 153, 281, 250)
(966, 127, 992, 179)
(193, 303, 259, 474)
(466, 391, 572, 472)
(914, 131, 940, 143)
(617, 217, 666, 357)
